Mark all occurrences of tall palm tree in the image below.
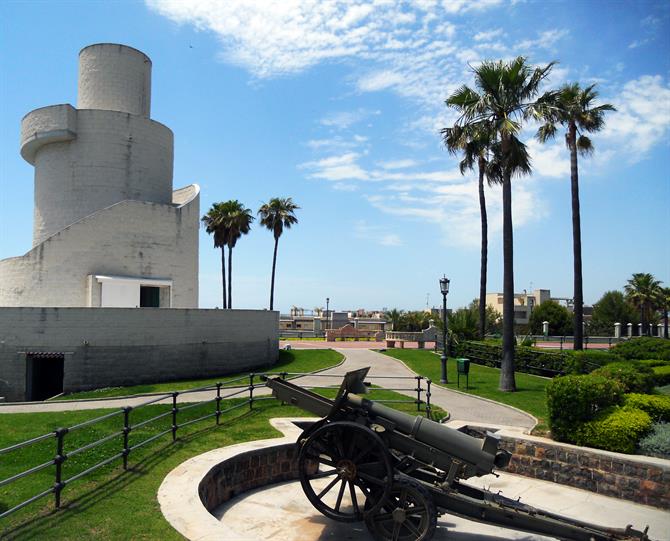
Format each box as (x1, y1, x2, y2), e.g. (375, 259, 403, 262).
(534, 83, 615, 350)
(442, 122, 497, 340)
(660, 286, 670, 339)
(258, 198, 300, 311)
(202, 202, 233, 309)
(225, 201, 254, 309)
(385, 308, 403, 331)
(446, 57, 554, 392)
(624, 273, 662, 336)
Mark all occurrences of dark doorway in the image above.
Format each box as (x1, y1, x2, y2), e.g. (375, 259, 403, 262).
(140, 286, 160, 307)
(27, 353, 64, 401)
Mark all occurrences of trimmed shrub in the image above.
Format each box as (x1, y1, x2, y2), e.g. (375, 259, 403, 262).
(624, 393, 670, 422)
(611, 337, 670, 361)
(547, 375, 624, 442)
(574, 406, 652, 454)
(561, 350, 622, 374)
(638, 423, 670, 459)
(652, 365, 670, 387)
(591, 362, 655, 394)
(633, 359, 670, 368)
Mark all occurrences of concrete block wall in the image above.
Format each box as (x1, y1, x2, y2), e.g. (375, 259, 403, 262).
(0, 189, 199, 308)
(0, 307, 279, 401)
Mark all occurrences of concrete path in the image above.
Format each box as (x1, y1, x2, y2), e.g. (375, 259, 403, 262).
(0, 348, 536, 432)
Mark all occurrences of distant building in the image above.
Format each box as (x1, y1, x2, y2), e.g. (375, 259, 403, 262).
(279, 307, 388, 335)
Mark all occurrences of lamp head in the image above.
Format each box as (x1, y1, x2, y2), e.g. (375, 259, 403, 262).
(439, 276, 450, 295)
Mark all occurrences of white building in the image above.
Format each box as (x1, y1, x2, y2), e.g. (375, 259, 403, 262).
(0, 43, 199, 308)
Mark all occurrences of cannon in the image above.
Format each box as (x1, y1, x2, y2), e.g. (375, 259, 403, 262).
(265, 367, 651, 541)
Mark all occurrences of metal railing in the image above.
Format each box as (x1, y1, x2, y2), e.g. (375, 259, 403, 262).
(0, 371, 431, 521)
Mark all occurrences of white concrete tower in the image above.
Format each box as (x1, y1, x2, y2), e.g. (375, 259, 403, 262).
(1, 44, 199, 308)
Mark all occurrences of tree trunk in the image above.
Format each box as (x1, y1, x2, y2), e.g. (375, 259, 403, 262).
(569, 122, 584, 350)
(228, 245, 233, 309)
(664, 304, 668, 339)
(221, 246, 227, 310)
(269, 236, 279, 311)
(500, 134, 516, 392)
(478, 156, 488, 340)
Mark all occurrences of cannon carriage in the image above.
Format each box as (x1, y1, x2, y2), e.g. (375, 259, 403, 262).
(265, 367, 651, 541)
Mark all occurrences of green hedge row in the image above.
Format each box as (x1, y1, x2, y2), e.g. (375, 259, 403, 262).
(610, 336, 670, 361)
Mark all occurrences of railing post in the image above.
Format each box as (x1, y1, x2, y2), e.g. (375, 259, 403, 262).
(215, 383, 222, 426)
(122, 406, 132, 470)
(54, 427, 68, 509)
(415, 375, 422, 412)
(249, 373, 255, 411)
(560, 336, 564, 351)
(171, 392, 179, 442)
(584, 336, 589, 350)
(425, 379, 432, 419)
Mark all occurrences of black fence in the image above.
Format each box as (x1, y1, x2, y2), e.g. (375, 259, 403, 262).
(0, 371, 431, 521)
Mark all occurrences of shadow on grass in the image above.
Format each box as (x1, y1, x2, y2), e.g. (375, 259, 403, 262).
(2, 411, 261, 541)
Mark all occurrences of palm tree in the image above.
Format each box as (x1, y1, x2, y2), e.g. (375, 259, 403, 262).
(258, 197, 300, 311)
(442, 122, 497, 340)
(225, 201, 254, 309)
(624, 273, 662, 336)
(201, 202, 232, 309)
(446, 57, 554, 392)
(534, 83, 615, 350)
(385, 308, 403, 331)
(660, 287, 670, 339)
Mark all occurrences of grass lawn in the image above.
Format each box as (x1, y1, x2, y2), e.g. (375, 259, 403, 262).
(0, 386, 444, 540)
(380, 349, 550, 433)
(55, 349, 343, 400)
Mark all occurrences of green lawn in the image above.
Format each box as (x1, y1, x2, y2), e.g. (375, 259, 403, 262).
(55, 349, 343, 400)
(0, 385, 444, 540)
(380, 349, 550, 433)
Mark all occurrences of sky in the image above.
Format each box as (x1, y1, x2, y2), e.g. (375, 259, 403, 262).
(1, 0, 669, 314)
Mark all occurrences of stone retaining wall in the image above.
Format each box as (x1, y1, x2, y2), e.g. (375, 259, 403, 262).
(455, 423, 670, 510)
(198, 444, 299, 511)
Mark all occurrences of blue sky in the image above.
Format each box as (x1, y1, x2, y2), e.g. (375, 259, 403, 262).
(1, 0, 669, 314)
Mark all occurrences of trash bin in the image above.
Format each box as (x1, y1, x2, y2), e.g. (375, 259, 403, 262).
(456, 358, 470, 389)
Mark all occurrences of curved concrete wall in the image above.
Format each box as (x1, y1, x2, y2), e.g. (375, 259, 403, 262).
(78, 43, 152, 117)
(0, 185, 199, 308)
(29, 109, 173, 245)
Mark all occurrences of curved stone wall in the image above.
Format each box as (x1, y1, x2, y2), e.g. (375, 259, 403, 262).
(28, 109, 173, 245)
(0, 185, 199, 308)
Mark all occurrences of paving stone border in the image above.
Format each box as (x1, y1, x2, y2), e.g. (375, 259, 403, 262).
(448, 422, 670, 510)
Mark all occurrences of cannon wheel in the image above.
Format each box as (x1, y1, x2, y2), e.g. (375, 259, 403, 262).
(298, 421, 393, 522)
(364, 476, 437, 541)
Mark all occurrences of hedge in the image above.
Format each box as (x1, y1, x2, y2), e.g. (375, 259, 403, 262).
(591, 362, 655, 394)
(624, 393, 670, 422)
(652, 365, 670, 387)
(560, 350, 622, 374)
(546, 375, 624, 442)
(610, 337, 670, 361)
(574, 406, 652, 454)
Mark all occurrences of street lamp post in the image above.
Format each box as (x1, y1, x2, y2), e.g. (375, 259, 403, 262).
(326, 297, 330, 334)
(439, 276, 450, 384)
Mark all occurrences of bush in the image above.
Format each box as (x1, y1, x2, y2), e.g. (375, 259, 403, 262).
(611, 337, 670, 361)
(561, 350, 622, 374)
(638, 423, 670, 459)
(591, 362, 655, 394)
(632, 359, 670, 368)
(547, 375, 624, 442)
(624, 393, 670, 422)
(652, 365, 670, 387)
(574, 406, 652, 454)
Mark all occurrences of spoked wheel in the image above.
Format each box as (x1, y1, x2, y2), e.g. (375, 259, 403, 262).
(298, 421, 393, 522)
(365, 476, 437, 541)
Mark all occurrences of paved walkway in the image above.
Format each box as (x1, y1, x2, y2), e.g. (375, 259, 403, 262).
(0, 348, 536, 431)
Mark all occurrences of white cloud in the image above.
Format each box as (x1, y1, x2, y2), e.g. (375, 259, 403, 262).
(378, 159, 418, 170)
(320, 109, 380, 129)
(357, 70, 405, 92)
(354, 220, 403, 246)
(516, 29, 569, 51)
(603, 75, 670, 157)
(473, 28, 504, 41)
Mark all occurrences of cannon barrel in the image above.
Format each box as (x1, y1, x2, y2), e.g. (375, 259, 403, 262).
(346, 395, 511, 477)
